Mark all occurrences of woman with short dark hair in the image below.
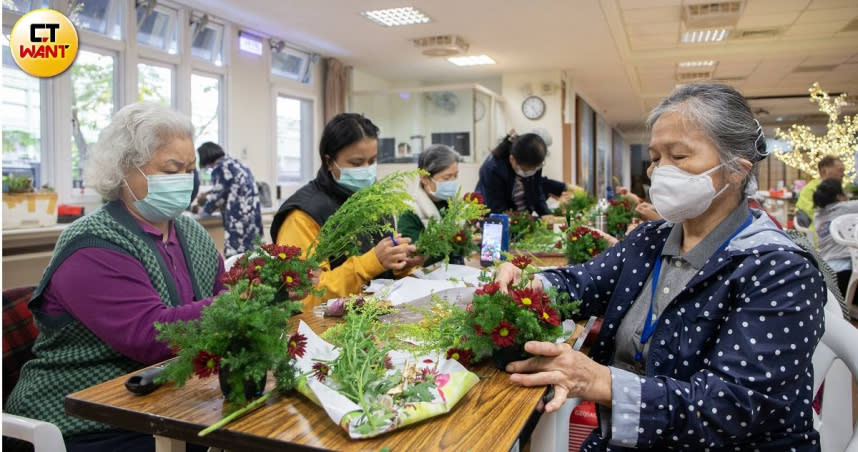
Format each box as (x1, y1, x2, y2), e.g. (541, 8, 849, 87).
(270, 113, 417, 307)
(813, 177, 858, 306)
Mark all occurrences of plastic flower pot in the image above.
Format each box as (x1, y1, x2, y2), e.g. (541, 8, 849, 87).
(492, 345, 526, 371)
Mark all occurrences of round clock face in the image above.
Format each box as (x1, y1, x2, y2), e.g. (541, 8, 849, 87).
(522, 95, 545, 120)
(474, 99, 486, 122)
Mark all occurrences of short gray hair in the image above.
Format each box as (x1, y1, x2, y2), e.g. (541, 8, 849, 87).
(84, 102, 194, 200)
(647, 83, 767, 196)
(418, 144, 460, 176)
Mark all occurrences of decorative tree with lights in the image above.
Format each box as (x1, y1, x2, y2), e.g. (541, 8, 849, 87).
(773, 83, 857, 181)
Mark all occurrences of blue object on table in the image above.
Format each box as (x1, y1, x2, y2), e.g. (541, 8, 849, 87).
(606, 185, 615, 200)
(389, 232, 399, 246)
(488, 213, 510, 259)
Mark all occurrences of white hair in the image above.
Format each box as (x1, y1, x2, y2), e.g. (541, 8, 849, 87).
(84, 102, 194, 200)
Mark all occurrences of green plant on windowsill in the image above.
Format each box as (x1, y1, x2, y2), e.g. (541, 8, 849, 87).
(3, 175, 34, 193)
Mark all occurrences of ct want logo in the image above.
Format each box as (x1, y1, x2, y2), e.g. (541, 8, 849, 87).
(9, 9, 79, 78)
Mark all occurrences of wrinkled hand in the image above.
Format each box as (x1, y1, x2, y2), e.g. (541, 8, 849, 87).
(494, 262, 544, 294)
(615, 186, 642, 204)
(196, 192, 208, 207)
(405, 254, 427, 268)
(507, 341, 612, 412)
(374, 235, 416, 271)
(635, 202, 661, 221)
(585, 226, 618, 247)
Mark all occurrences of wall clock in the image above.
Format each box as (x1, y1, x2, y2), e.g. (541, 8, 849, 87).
(474, 99, 486, 122)
(521, 95, 545, 120)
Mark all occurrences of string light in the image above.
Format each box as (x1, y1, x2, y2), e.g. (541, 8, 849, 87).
(772, 82, 856, 181)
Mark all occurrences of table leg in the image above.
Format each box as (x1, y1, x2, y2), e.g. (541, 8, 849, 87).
(154, 435, 186, 452)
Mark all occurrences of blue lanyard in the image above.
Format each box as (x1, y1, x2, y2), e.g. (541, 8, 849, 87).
(634, 213, 753, 362)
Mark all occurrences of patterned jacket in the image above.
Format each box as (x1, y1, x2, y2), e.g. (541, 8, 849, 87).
(202, 156, 263, 257)
(540, 209, 825, 451)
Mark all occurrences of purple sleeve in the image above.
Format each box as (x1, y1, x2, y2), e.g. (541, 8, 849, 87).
(43, 248, 224, 365)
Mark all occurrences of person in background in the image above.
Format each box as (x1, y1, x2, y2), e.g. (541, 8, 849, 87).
(813, 177, 858, 310)
(270, 113, 418, 307)
(6, 103, 224, 452)
(397, 142, 411, 158)
(196, 142, 263, 258)
(796, 155, 845, 227)
(397, 144, 463, 266)
(495, 83, 824, 450)
(475, 131, 567, 215)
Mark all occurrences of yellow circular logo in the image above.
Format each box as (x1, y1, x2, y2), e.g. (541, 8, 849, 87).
(9, 9, 79, 78)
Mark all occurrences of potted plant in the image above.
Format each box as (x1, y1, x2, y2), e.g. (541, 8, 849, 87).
(565, 225, 610, 264)
(2, 175, 59, 229)
(604, 195, 638, 238)
(415, 190, 488, 264)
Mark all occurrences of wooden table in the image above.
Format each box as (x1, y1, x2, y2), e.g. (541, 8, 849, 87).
(65, 310, 550, 452)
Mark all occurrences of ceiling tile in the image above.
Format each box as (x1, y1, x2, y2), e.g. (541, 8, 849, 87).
(620, 0, 682, 10)
(801, 54, 850, 66)
(737, 12, 801, 28)
(714, 61, 760, 77)
(640, 77, 677, 93)
(793, 7, 858, 24)
(625, 22, 681, 36)
(822, 63, 858, 81)
(743, 0, 811, 15)
(622, 7, 682, 25)
(807, 0, 858, 9)
(788, 22, 845, 33)
(630, 34, 679, 50)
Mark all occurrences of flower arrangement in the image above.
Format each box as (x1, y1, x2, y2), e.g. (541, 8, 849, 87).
(413, 263, 580, 370)
(155, 243, 323, 409)
(605, 195, 638, 238)
(293, 296, 479, 438)
(554, 187, 595, 217)
(312, 170, 419, 264)
(508, 210, 540, 241)
(415, 190, 489, 263)
(565, 225, 610, 264)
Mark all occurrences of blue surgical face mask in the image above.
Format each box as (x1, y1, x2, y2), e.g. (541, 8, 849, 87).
(125, 167, 194, 223)
(334, 162, 377, 192)
(430, 179, 459, 200)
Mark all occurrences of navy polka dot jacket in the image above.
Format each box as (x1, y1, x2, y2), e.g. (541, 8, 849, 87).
(540, 210, 826, 451)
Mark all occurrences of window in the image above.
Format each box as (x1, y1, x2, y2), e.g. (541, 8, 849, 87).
(138, 62, 173, 105)
(72, 0, 123, 39)
(191, 73, 221, 145)
(2, 38, 43, 187)
(191, 22, 224, 66)
(71, 49, 116, 190)
(3, 0, 50, 13)
(276, 95, 313, 183)
(272, 47, 313, 84)
(136, 4, 178, 54)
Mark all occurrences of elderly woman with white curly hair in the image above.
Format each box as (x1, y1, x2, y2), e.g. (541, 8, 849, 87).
(6, 102, 224, 452)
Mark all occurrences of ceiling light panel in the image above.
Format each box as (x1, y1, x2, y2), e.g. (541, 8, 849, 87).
(678, 60, 716, 68)
(361, 7, 431, 27)
(447, 55, 496, 66)
(681, 28, 730, 43)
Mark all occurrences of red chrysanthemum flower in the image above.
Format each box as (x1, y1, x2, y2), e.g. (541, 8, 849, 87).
(510, 255, 532, 269)
(537, 306, 561, 326)
(281, 271, 301, 288)
(453, 230, 467, 244)
(192, 351, 220, 378)
(287, 332, 307, 358)
(474, 324, 485, 336)
(383, 354, 393, 369)
(312, 362, 329, 382)
(445, 348, 473, 366)
(246, 257, 267, 280)
(511, 287, 543, 310)
(554, 239, 564, 249)
(475, 281, 500, 296)
(463, 192, 484, 205)
(417, 366, 439, 382)
(263, 244, 302, 260)
(491, 321, 518, 347)
(221, 265, 244, 285)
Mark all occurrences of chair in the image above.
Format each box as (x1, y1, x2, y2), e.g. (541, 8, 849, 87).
(794, 216, 816, 245)
(812, 292, 858, 451)
(829, 213, 858, 308)
(2, 286, 67, 452)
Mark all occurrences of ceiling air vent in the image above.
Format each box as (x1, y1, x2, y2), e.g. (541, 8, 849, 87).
(683, 1, 744, 28)
(841, 18, 858, 32)
(712, 76, 746, 82)
(412, 35, 469, 57)
(734, 28, 781, 39)
(676, 71, 712, 82)
(793, 65, 838, 73)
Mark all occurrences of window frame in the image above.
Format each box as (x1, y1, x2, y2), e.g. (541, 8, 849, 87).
(272, 90, 315, 185)
(137, 58, 177, 106)
(190, 70, 224, 147)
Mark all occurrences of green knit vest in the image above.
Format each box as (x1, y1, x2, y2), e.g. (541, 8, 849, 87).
(4, 202, 219, 437)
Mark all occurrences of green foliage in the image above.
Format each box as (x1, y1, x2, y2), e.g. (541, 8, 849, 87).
(415, 190, 488, 262)
(3, 175, 34, 193)
(554, 188, 596, 216)
(318, 296, 440, 433)
(508, 210, 539, 241)
(2, 130, 38, 154)
(605, 195, 638, 238)
(312, 170, 420, 263)
(512, 223, 564, 253)
(155, 243, 320, 405)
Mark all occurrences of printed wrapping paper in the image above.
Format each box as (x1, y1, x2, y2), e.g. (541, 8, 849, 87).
(293, 320, 480, 439)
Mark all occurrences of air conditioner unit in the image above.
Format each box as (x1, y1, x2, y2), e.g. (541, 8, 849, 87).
(412, 35, 469, 57)
(683, 1, 744, 29)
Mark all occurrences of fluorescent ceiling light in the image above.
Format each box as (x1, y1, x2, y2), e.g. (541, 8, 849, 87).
(678, 60, 716, 68)
(447, 55, 496, 66)
(361, 7, 431, 27)
(681, 28, 729, 43)
(238, 31, 263, 56)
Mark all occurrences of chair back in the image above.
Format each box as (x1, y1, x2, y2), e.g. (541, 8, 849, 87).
(811, 292, 858, 451)
(2, 287, 38, 406)
(829, 213, 858, 305)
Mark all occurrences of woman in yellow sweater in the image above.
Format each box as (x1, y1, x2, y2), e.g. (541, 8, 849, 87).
(270, 113, 417, 307)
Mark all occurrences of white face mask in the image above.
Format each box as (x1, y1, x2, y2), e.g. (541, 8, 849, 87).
(649, 163, 729, 223)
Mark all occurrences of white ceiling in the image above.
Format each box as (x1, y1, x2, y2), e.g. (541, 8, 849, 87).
(187, 0, 858, 134)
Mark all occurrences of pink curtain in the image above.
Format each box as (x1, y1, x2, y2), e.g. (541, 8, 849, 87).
(323, 58, 351, 124)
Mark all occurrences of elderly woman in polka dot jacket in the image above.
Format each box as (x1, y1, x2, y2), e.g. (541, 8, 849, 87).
(496, 83, 826, 451)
